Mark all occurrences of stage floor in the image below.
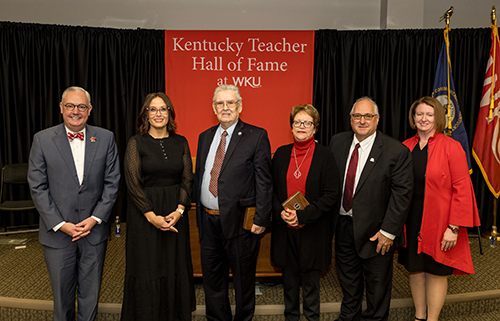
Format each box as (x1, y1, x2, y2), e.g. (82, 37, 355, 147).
(0, 224, 499, 320)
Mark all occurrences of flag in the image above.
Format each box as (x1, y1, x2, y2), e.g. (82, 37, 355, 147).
(472, 24, 500, 198)
(432, 28, 473, 171)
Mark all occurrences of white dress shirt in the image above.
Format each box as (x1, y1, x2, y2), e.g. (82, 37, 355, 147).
(53, 126, 101, 232)
(340, 132, 395, 240)
(200, 121, 237, 210)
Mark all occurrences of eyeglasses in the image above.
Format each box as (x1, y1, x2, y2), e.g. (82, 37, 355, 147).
(213, 100, 240, 109)
(148, 107, 169, 115)
(351, 113, 378, 121)
(64, 103, 89, 112)
(292, 120, 314, 128)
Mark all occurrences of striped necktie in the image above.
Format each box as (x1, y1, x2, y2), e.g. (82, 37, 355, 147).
(209, 131, 228, 197)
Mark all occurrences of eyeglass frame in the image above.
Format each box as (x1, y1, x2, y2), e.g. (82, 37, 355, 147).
(63, 103, 89, 112)
(292, 120, 314, 128)
(351, 113, 378, 121)
(147, 106, 170, 115)
(213, 100, 240, 109)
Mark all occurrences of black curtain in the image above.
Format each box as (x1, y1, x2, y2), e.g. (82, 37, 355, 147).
(1, 22, 497, 230)
(313, 28, 497, 230)
(0, 22, 165, 224)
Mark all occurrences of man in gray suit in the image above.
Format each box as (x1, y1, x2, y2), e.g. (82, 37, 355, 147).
(330, 97, 413, 321)
(28, 86, 120, 321)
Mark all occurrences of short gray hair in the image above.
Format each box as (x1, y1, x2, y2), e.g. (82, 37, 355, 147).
(350, 96, 379, 115)
(212, 84, 242, 102)
(61, 86, 91, 105)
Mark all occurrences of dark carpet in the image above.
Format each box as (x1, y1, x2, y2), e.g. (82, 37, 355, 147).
(0, 224, 498, 320)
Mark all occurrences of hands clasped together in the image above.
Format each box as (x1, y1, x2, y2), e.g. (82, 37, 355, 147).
(281, 207, 299, 228)
(146, 210, 182, 233)
(60, 217, 98, 242)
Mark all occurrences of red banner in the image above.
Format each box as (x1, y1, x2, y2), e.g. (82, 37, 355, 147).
(165, 30, 314, 156)
(472, 25, 500, 198)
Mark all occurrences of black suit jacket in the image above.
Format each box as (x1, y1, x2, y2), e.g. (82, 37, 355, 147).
(194, 120, 273, 240)
(271, 143, 340, 270)
(329, 130, 413, 259)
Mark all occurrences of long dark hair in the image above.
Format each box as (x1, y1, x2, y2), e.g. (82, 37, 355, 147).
(137, 92, 177, 135)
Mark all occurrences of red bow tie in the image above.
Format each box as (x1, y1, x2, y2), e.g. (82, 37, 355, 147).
(68, 132, 84, 141)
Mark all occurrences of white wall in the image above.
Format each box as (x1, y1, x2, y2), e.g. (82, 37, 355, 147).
(423, 0, 495, 29)
(0, 0, 495, 30)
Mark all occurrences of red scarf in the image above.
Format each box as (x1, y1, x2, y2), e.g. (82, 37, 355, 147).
(286, 136, 315, 199)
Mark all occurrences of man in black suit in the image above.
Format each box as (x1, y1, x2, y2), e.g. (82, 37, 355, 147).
(194, 84, 273, 321)
(329, 97, 413, 321)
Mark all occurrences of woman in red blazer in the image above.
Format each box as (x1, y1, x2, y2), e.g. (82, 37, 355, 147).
(398, 96, 481, 321)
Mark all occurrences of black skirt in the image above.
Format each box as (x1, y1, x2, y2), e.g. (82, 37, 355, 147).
(398, 144, 452, 276)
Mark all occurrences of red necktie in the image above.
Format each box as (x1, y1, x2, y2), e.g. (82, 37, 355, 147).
(342, 143, 360, 213)
(209, 131, 228, 197)
(68, 132, 84, 141)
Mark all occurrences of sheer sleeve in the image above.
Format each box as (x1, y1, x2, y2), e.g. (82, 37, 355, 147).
(178, 137, 193, 206)
(124, 136, 154, 214)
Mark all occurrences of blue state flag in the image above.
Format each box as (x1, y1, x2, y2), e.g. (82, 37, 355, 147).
(432, 39, 472, 171)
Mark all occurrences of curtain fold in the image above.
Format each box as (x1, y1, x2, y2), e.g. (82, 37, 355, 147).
(313, 28, 494, 230)
(0, 22, 497, 229)
(0, 22, 165, 225)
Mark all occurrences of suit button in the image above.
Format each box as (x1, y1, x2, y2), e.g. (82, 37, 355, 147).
(75, 209, 79, 213)
(78, 191, 82, 195)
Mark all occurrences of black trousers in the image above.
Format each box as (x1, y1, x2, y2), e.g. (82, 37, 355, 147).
(282, 228, 321, 321)
(335, 215, 394, 321)
(200, 212, 261, 321)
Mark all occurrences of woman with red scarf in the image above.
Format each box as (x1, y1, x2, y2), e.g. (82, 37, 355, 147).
(271, 104, 340, 321)
(398, 96, 480, 321)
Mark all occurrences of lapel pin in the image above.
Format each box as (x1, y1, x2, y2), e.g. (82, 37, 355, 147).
(90, 137, 96, 143)
(238, 132, 242, 136)
(370, 158, 375, 162)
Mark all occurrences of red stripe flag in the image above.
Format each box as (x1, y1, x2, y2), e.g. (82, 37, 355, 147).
(472, 24, 500, 198)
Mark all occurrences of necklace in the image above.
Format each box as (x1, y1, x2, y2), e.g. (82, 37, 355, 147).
(293, 146, 311, 179)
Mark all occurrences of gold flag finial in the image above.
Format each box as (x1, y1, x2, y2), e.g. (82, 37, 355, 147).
(493, 3, 497, 25)
(439, 6, 454, 28)
(490, 3, 498, 120)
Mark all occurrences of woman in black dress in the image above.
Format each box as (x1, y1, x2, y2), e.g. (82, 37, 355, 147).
(121, 93, 195, 321)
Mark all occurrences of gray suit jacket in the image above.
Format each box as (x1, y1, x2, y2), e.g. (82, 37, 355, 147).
(330, 130, 413, 259)
(28, 123, 120, 248)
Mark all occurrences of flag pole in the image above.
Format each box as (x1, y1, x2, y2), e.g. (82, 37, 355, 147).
(492, 4, 499, 237)
(491, 5, 497, 121)
(440, 7, 454, 134)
